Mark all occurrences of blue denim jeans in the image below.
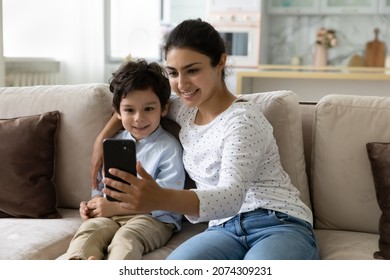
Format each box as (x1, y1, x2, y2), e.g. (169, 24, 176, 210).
(167, 208, 320, 260)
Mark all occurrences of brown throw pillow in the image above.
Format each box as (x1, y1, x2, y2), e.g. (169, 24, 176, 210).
(366, 142, 390, 259)
(0, 111, 61, 218)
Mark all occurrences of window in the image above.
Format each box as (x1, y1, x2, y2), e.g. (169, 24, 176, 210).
(105, 0, 164, 63)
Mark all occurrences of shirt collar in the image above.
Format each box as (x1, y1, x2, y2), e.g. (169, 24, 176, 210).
(125, 125, 164, 144)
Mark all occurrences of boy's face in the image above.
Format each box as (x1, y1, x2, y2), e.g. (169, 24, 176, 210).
(116, 88, 168, 141)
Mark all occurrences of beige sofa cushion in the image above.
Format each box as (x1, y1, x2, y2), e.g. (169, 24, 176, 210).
(241, 91, 311, 208)
(311, 94, 390, 232)
(0, 84, 113, 208)
(1, 209, 82, 259)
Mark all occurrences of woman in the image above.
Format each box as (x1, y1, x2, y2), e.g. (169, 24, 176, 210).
(92, 18, 319, 260)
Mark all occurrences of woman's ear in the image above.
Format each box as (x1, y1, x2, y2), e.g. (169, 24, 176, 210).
(218, 53, 227, 70)
(161, 103, 169, 117)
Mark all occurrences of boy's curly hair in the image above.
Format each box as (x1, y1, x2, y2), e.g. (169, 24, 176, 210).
(109, 59, 171, 113)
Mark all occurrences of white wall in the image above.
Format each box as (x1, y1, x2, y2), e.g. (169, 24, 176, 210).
(2, 0, 105, 84)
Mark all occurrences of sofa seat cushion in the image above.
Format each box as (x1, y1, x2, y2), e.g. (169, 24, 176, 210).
(315, 229, 378, 260)
(142, 222, 208, 259)
(0, 208, 82, 260)
(56, 221, 208, 260)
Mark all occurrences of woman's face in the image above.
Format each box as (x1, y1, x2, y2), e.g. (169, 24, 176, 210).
(165, 48, 225, 108)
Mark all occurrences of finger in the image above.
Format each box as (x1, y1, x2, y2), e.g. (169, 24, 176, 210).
(87, 201, 94, 209)
(136, 161, 153, 180)
(80, 201, 89, 212)
(89, 209, 102, 218)
(102, 183, 133, 203)
(107, 168, 138, 185)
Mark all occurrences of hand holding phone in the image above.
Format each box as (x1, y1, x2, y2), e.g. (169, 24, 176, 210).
(103, 139, 136, 201)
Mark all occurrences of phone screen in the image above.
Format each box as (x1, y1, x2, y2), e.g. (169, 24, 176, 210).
(103, 139, 136, 201)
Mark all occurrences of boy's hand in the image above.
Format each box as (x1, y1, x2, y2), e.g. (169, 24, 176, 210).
(86, 196, 119, 218)
(79, 201, 91, 221)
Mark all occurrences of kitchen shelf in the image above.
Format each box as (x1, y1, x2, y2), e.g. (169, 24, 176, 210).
(268, 0, 320, 14)
(321, 0, 378, 14)
(378, 0, 390, 13)
(268, 0, 382, 14)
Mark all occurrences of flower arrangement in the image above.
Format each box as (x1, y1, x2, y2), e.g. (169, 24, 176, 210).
(316, 27, 337, 49)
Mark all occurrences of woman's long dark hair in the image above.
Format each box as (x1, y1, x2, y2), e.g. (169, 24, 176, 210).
(163, 18, 227, 78)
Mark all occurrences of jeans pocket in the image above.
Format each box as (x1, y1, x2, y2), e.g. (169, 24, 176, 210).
(271, 210, 289, 223)
(271, 211, 315, 237)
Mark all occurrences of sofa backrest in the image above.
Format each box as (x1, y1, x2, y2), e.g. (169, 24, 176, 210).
(311, 94, 390, 233)
(0, 84, 113, 209)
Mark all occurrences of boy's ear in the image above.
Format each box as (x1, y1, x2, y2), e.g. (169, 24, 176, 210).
(115, 110, 122, 120)
(161, 103, 169, 117)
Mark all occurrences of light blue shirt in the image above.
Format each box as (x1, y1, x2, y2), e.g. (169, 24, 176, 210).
(93, 125, 185, 231)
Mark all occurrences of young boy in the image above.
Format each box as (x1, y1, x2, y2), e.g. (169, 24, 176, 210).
(65, 59, 185, 260)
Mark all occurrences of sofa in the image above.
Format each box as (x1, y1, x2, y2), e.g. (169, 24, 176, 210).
(0, 83, 388, 260)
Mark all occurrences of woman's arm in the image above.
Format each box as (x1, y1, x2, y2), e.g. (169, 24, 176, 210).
(102, 162, 200, 218)
(90, 114, 123, 188)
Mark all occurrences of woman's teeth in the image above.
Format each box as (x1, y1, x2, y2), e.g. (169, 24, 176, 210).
(182, 90, 196, 97)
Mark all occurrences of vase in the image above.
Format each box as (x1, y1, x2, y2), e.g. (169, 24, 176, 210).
(313, 44, 328, 67)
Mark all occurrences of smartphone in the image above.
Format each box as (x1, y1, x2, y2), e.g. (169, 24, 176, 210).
(103, 138, 136, 201)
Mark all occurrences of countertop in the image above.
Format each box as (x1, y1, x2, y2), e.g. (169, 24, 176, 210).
(236, 65, 390, 81)
(235, 65, 390, 99)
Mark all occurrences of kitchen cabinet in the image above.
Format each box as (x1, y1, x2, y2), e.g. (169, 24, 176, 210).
(268, 0, 381, 14)
(321, 0, 377, 14)
(378, 0, 390, 13)
(169, 0, 207, 24)
(267, 0, 320, 14)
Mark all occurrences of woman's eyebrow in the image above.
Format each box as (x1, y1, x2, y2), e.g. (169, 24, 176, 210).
(166, 62, 202, 71)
